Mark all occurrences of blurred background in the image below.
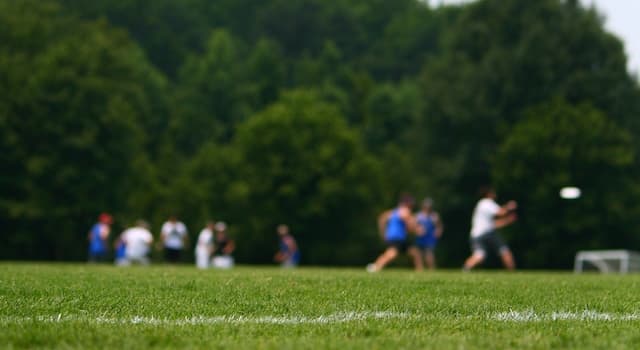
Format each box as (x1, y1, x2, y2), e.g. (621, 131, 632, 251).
(2, 0, 639, 268)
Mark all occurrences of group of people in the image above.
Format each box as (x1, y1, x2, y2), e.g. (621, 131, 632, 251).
(366, 195, 443, 272)
(90, 216, 186, 266)
(89, 185, 516, 271)
(194, 221, 235, 269)
(87, 215, 300, 268)
(88, 216, 155, 266)
(368, 186, 517, 272)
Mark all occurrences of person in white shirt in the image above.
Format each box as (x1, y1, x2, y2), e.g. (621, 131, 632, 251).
(160, 215, 188, 263)
(195, 221, 215, 269)
(121, 220, 153, 266)
(463, 186, 518, 271)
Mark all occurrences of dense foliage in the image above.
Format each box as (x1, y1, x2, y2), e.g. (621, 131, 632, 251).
(2, 0, 639, 268)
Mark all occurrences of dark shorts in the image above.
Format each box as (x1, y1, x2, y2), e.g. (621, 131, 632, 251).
(164, 247, 182, 263)
(471, 231, 509, 256)
(416, 243, 436, 254)
(386, 240, 409, 253)
(88, 251, 108, 263)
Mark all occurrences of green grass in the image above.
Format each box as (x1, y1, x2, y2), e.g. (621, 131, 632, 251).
(1, 263, 640, 349)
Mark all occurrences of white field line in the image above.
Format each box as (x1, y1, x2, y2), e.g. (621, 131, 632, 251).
(3, 310, 640, 326)
(492, 310, 640, 322)
(0, 311, 409, 326)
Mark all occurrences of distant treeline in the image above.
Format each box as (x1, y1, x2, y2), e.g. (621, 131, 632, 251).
(2, 0, 640, 268)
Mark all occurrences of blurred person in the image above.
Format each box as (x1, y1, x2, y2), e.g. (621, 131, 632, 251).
(195, 221, 215, 269)
(274, 224, 300, 268)
(87, 213, 113, 263)
(367, 194, 423, 272)
(463, 186, 518, 271)
(121, 220, 154, 265)
(211, 221, 235, 269)
(414, 198, 444, 270)
(114, 234, 127, 266)
(160, 215, 189, 263)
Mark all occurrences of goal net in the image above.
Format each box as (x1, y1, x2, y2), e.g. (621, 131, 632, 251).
(574, 250, 640, 274)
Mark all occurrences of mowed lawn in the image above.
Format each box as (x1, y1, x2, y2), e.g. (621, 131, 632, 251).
(1, 264, 639, 349)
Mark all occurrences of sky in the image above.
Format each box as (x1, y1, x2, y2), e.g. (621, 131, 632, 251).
(428, 0, 640, 75)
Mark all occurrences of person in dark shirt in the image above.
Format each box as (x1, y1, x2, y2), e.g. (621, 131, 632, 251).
(274, 224, 300, 268)
(211, 221, 235, 269)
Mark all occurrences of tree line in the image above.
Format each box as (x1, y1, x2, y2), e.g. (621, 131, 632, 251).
(2, 0, 640, 268)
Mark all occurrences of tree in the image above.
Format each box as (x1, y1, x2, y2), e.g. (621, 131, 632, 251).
(244, 38, 287, 109)
(0, 0, 168, 260)
(170, 29, 252, 154)
(230, 90, 383, 264)
(362, 2, 459, 80)
(58, 0, 209, 78)
(492, 100, 640, 268)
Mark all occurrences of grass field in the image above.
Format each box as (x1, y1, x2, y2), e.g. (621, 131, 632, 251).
(1, 264, 639, 349)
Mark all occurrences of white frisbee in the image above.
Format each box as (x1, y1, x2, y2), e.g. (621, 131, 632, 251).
(560, 187, 581, 199)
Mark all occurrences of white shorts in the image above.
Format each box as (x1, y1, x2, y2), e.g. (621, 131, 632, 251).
(212, 255, 234, 269)
(195, 248, 210, 269)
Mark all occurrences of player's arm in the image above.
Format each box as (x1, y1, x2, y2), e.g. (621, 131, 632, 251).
(145, 232, 154, 244)
(496, 201, 517, 217)
(275, 237, 294, 261)
(100, 226, 110, 240)
(494, 212, 517, 229)
(113, 234, 123, 248)
(434, 213, 444, 238)
(182, 226, 189, 246)
(400, 208, 422, 235)
(159, 226, 167, 242)
(155, 228, 165, 250)
(378, 211, 391, 238)
(285, 236, 297, 253)
(223, 240, 235, 255)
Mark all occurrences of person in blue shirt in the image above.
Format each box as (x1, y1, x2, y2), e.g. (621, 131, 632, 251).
(114, 234, 127, 266)
(367, 194, 422, 272)
(414, 198, 444, 270)
(274, 224, 300, 268)
(88, 213, 113, 263)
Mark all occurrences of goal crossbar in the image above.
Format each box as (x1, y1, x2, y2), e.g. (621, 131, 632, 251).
(574, 250, 640, 274)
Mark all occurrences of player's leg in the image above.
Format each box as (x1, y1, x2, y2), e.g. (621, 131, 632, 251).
(371, 245, 399, 271)
(407, 246, 423, 271)
(463, 237, 486, 271)
(425, 247, 436, 270)
(491, 233, 515, 270)
(499, 248, 515, 270)
(463, 251, 485, 271)
(165, 248, 180, 263)
(196, 248, 209, 269)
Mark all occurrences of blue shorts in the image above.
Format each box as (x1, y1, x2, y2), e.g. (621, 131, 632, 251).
(415, 236, 437, 250)
(88, 250, 108, 262)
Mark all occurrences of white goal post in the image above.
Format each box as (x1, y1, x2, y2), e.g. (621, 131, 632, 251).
(574, 250, 640, 274)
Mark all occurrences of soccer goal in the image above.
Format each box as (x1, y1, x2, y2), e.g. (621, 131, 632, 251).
(574, 250, 640, 274)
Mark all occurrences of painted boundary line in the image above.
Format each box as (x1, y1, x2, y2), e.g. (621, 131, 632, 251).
(492, 310, 640, 322)
(0, 311, 409, 326)
(2, 310, 640, 326)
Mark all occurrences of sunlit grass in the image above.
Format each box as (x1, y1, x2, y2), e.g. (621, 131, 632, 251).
(1, 263, 639, 349)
